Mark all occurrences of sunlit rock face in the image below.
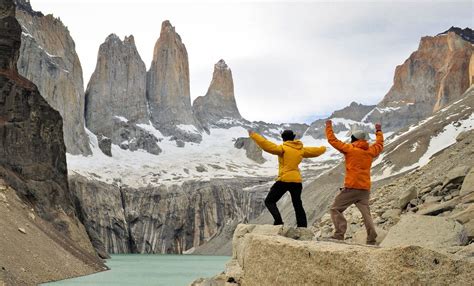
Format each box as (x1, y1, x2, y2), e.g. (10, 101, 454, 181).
(193, 59, 242, 128)
(147, 20, 201, 143)
(15, 0, 91, 155)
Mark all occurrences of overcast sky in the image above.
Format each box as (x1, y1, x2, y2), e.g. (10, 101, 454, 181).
(31, 0, 472, 123)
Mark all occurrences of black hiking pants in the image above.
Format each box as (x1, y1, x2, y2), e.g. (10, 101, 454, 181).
(265, 181, 307, 227)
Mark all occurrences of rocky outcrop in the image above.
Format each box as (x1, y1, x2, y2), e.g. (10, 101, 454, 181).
(15, 0, 91, 155)
(85, 34, 148, 138)
(69, 175, 268, 255)
(234, 137, 265, 164)
(381, 215, 468, 248)
(0, 1, 104, 283)
(304, 102, 374, 140)
(193, 224, 473, 286)
(330, 101, 375, 122)
(84, 34, 161, 154)
(193, 59, 242, 127)
(366, 30, 473, 131)
(147, 20, 201, 142)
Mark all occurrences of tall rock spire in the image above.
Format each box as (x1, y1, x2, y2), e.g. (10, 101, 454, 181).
(85, 33, 148, 136)
(193, 59, 242, 127)
(147, 20, 201, 142)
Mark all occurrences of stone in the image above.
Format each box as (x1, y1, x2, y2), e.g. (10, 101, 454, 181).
(16, 5, 91, 155)
(351, 227, 387, 245)
(231, 232, 473, 285)
(28, 213, 35, 220)
(462, 193, 474, 204)
(17, 228, 26, 234)
(97, 135, 112, 157)
(196, 165, 207, 173)
(233, 137, 265, 164)
(381, 209, 401, 221)
(463, 220, 474, 239)
(380, 215, 468, 248)
(454, 243, 474, 261)
(193, 59, 242, 127)
(443, 166, 470, 186)
(460, 169, 474, 197)
(398, 186, 417, 209)
(147, 20, 201, 142)
(417, 197, 460, 216)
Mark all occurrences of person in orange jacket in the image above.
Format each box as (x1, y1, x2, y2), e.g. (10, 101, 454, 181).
(248, 129, 326, 227)
(325, 120, 383, 244)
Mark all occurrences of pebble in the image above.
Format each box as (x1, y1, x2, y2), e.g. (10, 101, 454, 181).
(18, 228, 26, 234)
(28, 213, 35, 220)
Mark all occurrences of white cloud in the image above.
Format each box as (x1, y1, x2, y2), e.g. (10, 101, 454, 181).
(30, 0, 472, 123)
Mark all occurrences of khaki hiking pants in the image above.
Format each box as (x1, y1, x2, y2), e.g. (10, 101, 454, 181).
(330, 188, 377, 244)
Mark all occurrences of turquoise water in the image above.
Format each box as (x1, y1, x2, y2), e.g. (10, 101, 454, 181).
(43, 254, 229, 286)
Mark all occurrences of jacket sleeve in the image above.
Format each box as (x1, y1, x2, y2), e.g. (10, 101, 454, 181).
(249, 133, 284, 156)
(303, 146, 326, 158)
(325, 125, 352, 154)
(368, 131, 384, 157)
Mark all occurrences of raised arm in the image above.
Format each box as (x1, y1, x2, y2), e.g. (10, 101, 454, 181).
(368, 123, 384, 157)
(303, 146, 327, 158)
(325, 120, 352, 154)
(249, 131, 284, 156)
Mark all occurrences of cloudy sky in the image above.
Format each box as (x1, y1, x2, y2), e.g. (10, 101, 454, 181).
(32, 0, 472, 123)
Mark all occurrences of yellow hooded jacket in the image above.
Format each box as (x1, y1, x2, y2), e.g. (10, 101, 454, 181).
(250, 133, 326, 183)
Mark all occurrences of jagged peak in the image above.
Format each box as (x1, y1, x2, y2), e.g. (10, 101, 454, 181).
(105, 33, 120, 42)
(159, 20, 182, 42)
(124, 35, 135, 45)
(14, 0, 43, 17)
(437, 26, 473, 43)
(215, 59, 229, 70)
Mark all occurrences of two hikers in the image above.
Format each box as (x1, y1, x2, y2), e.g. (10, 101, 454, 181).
(326, 120, 383, 244)
(249, 121, 383, 245)
(248, 130, 326, 227)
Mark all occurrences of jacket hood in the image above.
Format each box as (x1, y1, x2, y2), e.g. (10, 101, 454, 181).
(283, 140, 303, 150)
(352, 140, 369, 150)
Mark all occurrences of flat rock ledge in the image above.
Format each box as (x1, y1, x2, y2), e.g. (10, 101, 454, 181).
(191, 224, 473, 286)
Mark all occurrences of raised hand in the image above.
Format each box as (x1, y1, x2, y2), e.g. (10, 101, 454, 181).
(375, 123, 382, 132)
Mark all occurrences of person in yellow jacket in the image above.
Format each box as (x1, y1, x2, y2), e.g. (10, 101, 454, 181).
(248, 129, 326, 227)
(325, 120, 384, 244)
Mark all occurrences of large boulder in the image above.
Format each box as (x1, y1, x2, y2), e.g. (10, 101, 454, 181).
(381, 215, 468, 248)
(230, 229, 473, 285)
(460, 168, 474, 197)
(234, 137, 265, 164)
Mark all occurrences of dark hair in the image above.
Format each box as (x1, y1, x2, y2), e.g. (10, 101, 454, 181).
(281, 130, 296, 141)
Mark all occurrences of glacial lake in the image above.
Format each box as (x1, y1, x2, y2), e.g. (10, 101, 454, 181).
(43, 254, 229, 286)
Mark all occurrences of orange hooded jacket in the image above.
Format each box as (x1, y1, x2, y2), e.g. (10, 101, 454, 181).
(326, 125, 384, 191)
(250, 132, 326, 183)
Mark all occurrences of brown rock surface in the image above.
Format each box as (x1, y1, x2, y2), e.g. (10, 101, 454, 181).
(0, 182, 105, 286)
(193, 59, 242, 127)
(367, 31, 472, 131)
(15, 1, 91, 155)
(147, 20, 200, 141)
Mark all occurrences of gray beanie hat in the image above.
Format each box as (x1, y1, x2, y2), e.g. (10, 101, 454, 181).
(351, 130, 369, 140)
